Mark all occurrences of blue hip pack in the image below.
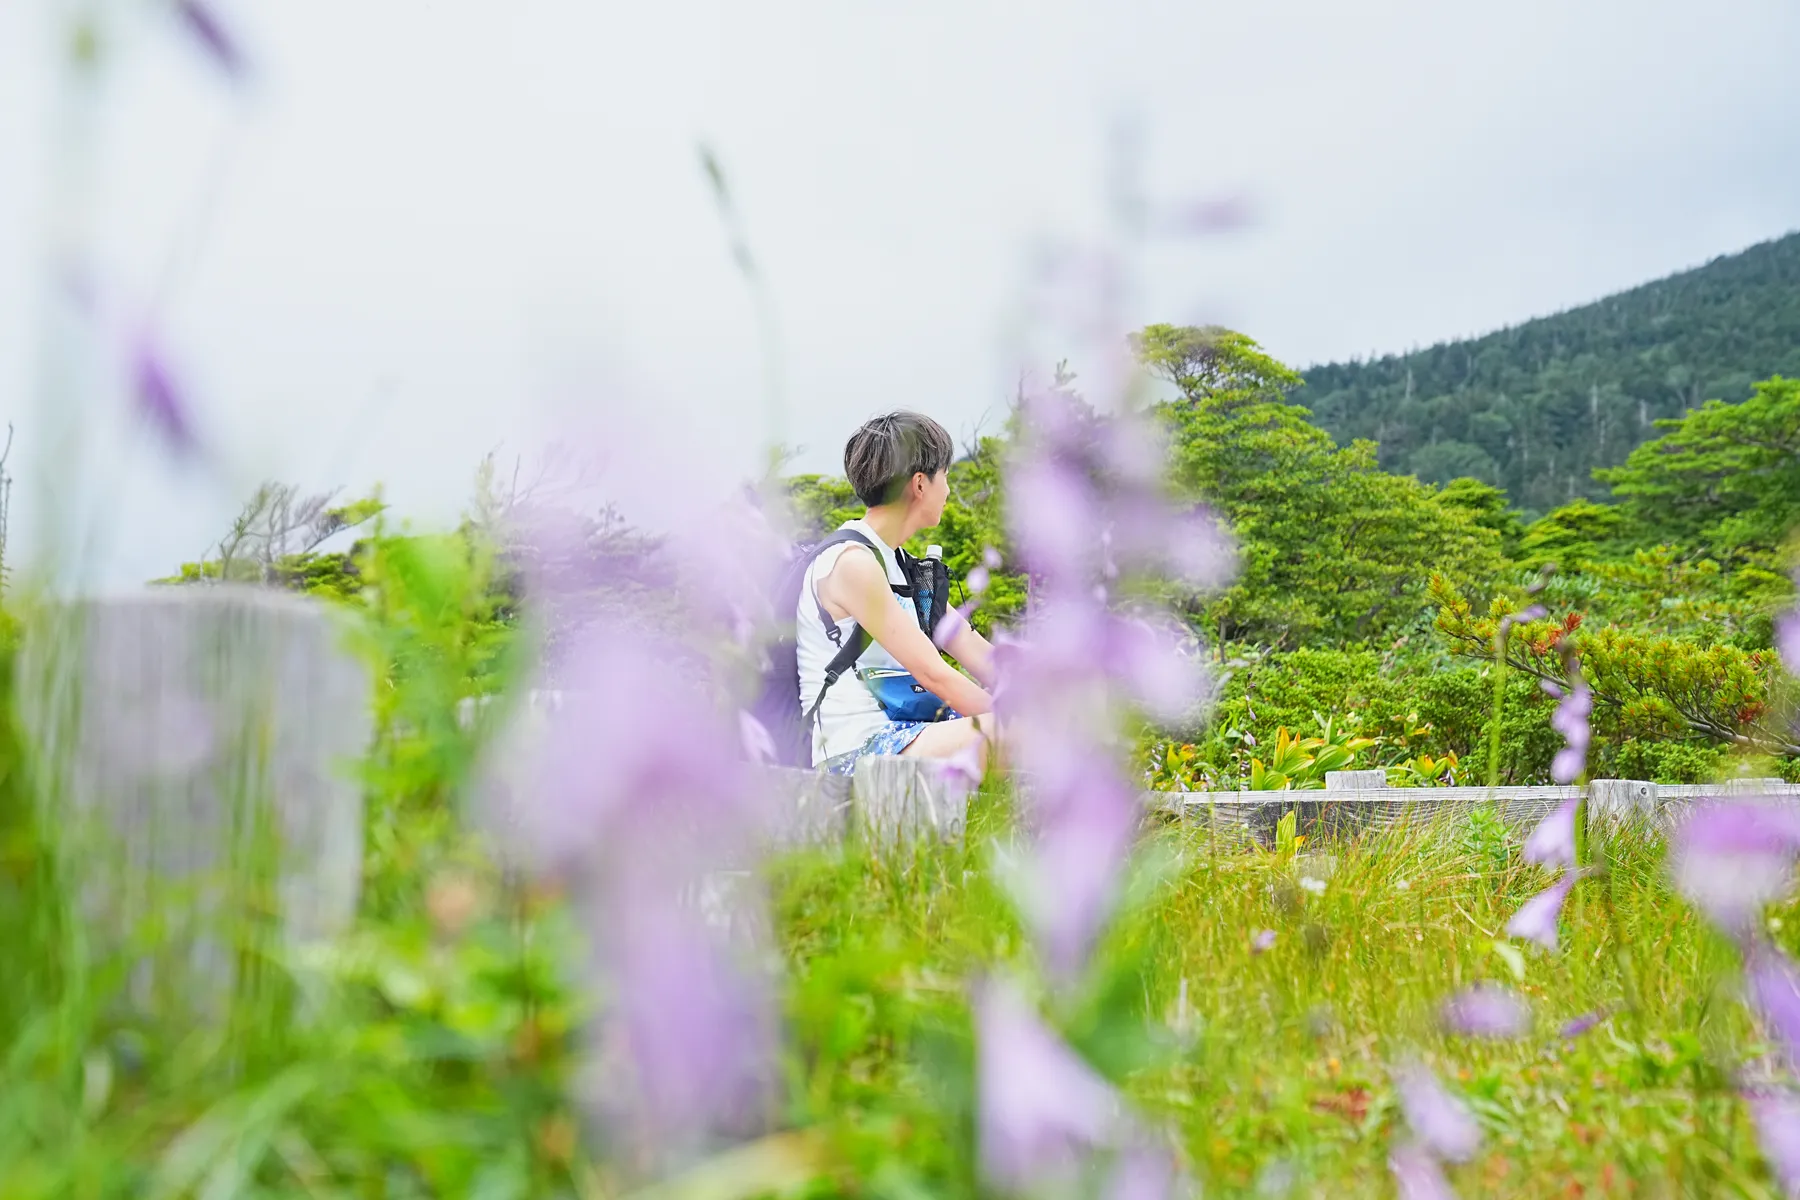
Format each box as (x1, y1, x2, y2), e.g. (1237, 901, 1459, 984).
(856, 665, 957, 723)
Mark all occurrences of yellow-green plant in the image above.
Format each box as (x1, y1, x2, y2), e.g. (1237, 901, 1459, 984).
(1244, 715, 1376, 790)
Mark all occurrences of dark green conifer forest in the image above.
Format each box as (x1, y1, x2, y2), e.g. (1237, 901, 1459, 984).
(1302, 231, 1800, 516)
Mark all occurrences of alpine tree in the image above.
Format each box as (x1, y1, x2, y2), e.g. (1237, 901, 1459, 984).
(1431, 576, 1798, 759)
(1144, 326, 1505, 648)
(1594, 375, 1800, 561)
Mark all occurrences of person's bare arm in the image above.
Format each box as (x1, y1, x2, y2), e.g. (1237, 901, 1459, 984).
(942, 622, 996, 689)
(818, 550, 993, 716)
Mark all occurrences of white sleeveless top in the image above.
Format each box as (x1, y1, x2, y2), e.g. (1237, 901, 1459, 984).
(795, 518, 916, 765)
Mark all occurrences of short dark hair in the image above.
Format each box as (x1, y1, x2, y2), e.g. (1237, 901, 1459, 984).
(843, 411, 954, 507)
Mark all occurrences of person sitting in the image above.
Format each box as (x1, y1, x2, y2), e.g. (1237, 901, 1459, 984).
(797, 411, 997, 775)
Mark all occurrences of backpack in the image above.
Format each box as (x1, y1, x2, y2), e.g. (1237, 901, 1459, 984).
(746, 529, 952, 768)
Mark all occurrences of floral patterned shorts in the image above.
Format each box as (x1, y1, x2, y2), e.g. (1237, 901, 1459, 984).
(820, 720, 934, 776)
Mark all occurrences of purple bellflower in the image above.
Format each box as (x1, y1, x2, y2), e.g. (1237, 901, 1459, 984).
(665, 490, 799, 651)
(1394, 1065, 1482, 1164)
(1251, 929, 1277, 954)
(1157, 194, 1255, 238)
(63, 269, 205, 461)
(976, 978, 1125, 1193)
(1005, 756, 1143, 980)
(1546, 664, 1592, 786)
(1505, 873, 1577, 951)
(174, 0, 248, 80)
(738, 710, 777, 766)
(481, 563, 779, 1170)
(130, 338, 201, 458)
(1560, 1010, 1609, 1040)
(1747, 1088, 1800, 1197)
(1104, 1145, 1179, 1200)
(509, 622, 754, 871)
(1778, 575, 1800, 680)
(1668, 801, 1800, 937)
(1522, 798, 1578, 871)
(997, 384, 1228, 984)
(1748, 948, 1800, 1080)
(934, 731, 989, 805)
(1388, 1141, 1458, 1200)
(1497, 604, 1548, 645)
(598, 884, 778, 1157)
(1440, 983, 1531, 1039)
(932, 603, 973, 650)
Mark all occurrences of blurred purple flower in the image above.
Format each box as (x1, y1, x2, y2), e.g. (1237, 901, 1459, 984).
(1669, 801, 1800, 935)
(1105, 1145, 1179, 1200)
(507, 623, 754, 871)
(481, 611, 779, 1167)
(1548, 666, 1591, 785)
(996, 375, 1231, 985)
(1388, 1141, 1458, 1200)
(1100, 615, 1206, 723)
(1505, 873, 1576, 951)
(738, 710, 776, 765)
(1394, 1065, 1481, 1163)
(131, 340, 200, 458)
(1777, 608, 1800, 679)
(1502, 606, 1548, 642)
(984, 546, 1003, 570)
(1748, 948, 1800, 1079)
(1251, 929, 1276, 954)
(1747, 1088, 1800, 1196)
(967, 565, 991, 594)
(1560, 1010, 1608, 1040)
(1157, 194, 1256, 238)
(1440, 983, 1530, 1039)
(1009, 457, 1098, 584)
(933, 602, 973, 650)
(665, 492, 796, 649)
(1164, 508, 1236, 589)
(935, 733, 988, 804)
(1523, 798, 1578, 871)
(1013, 760, 1142, 981)
(599, 884, 777, 1157)
(174, 0, 248, 80)
(976, 978, 1123, 1192)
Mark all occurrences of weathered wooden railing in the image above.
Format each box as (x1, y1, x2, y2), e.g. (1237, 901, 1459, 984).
(1149, 768, 1800, 843)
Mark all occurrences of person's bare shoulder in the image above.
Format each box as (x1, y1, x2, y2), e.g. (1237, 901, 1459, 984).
(818, 543, 887, 607)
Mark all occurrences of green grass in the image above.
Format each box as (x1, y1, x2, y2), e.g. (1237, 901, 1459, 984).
(0, 520, 1790, 1197)
(1, 771, 1793, 1196)
(773, 795, 1783, 1198)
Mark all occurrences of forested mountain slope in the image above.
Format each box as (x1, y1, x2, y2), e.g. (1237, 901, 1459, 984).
(1301, 231, 1800, 516)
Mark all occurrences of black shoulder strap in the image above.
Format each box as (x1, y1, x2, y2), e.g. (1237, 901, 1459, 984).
(803, 529, 878, 647)
(798, 529, 882, 729)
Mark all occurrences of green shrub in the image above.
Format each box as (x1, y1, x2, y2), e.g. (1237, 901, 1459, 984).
(1608, 739, 1727, 784)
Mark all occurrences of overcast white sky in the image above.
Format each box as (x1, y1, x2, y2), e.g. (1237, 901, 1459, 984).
(3, 0, 1799, 586)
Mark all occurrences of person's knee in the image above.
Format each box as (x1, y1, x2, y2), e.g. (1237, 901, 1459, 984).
(971, 714, 1004, 764)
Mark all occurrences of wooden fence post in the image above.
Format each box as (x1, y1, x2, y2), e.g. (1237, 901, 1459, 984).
(15, 587, 371, 1013)
(851, 756, 966, 847)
